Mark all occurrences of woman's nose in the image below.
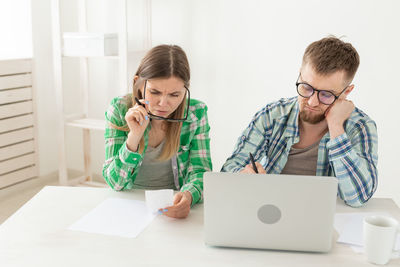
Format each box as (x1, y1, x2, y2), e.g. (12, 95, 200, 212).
(158, 95, 168, 106)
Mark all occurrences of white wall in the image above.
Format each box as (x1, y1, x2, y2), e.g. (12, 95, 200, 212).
(0, 0, 32, 59)
(31, 0, 59, 176)
(31, 0, 400, 204)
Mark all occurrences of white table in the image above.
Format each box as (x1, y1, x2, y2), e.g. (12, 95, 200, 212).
(1, 186, 399, 267)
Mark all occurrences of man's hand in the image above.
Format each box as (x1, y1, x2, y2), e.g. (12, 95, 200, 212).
(240, 162, 266, 174)
(161, 191, 192, 219)
(325, 99, 355, 139)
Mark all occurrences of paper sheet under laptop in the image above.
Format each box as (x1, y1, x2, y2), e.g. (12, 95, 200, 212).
(68, 190, 173, 238)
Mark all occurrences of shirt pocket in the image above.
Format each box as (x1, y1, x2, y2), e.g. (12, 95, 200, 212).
(176, 145, 191, 178)
(177, 144, 191, 169)
(178, 144, 191, 159)
(180, 145, 190, 151)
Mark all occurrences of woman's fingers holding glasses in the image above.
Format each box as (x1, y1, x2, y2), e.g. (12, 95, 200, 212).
(125, 106, 148, 129)
(133, 106, 149, 125)
(125, 108, 141, 127)
(134, 97, 149, 108)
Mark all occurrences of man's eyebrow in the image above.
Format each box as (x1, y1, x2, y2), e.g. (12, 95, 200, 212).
(300, 79, 336, 93)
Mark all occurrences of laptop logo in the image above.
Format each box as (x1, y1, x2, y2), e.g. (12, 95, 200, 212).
(257, 204, 281, 224)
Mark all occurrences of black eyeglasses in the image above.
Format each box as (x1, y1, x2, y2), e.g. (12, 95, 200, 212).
(142, 80, 190, 122)
(296, 74, 348, 105)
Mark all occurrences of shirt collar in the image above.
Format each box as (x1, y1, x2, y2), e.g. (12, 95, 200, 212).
(284, 97, 300, 139)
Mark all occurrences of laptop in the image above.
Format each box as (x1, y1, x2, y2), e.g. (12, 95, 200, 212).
(203, 172, 338, 252)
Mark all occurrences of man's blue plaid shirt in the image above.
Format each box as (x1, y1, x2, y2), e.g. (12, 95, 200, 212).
(221, 97, 378, 207)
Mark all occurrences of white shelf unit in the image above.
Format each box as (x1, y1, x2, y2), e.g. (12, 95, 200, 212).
(0, 58, 38, 188)
(51, 0, 152, 186)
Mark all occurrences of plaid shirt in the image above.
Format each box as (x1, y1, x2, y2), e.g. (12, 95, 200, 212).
(221, 97, 378, 207)
(102, 95, 212, 205)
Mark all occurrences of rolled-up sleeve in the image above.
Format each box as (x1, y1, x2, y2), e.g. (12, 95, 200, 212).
(327, 120, 378, 207)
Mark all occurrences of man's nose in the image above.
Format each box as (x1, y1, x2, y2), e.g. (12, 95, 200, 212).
(307, 92, 320, 107)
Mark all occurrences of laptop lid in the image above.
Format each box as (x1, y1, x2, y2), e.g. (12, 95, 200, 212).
(204, 172, 338, 252)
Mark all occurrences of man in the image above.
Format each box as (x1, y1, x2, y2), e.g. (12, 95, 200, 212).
(221, 36, 378, 207)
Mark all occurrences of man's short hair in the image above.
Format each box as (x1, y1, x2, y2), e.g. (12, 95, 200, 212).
(302, 36, 360, 83)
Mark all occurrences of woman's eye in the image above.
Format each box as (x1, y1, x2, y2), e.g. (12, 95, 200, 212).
(150, 91, 160, 95)
(171, 94, 179, 97)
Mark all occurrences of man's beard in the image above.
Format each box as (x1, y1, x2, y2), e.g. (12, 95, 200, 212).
(299, 110, 325, 124)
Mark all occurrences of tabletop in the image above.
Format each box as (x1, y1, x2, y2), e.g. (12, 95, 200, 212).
(0, 186, 399, 267)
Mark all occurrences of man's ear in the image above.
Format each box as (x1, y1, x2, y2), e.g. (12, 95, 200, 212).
(343, 84, 354, 98)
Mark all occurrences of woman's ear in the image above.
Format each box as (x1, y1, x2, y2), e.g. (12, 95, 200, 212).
(133, 75, 139, 84)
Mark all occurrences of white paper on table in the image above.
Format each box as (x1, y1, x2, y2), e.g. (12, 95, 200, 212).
(145, 189, 173, 213)
(350, 235, 400, 259)
(68, 198, 156, 238)
(350, 245, 364, 254)
(334, 212, 389, 246)
(334, 212, 400, 258)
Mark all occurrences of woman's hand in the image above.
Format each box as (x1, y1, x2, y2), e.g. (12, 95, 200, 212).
(125, 99, 150, 152)
(161, 191, 192, 219)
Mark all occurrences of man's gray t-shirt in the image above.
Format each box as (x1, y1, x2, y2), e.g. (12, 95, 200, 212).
(281, 142, 319, 176)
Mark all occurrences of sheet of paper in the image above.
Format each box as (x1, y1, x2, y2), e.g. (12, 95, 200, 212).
(145, 189, 173, 213)
(350, 235, 400, 258)
(350, 245, 364, 254)
(69, 198, 156, 238)
(334, 212, 400, 258)
(334, 212, 389, 246)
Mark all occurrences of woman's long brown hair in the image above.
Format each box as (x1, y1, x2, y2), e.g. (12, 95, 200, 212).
(111, 44, 190, 160)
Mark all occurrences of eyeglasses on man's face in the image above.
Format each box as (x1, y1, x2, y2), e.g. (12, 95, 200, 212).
(296, 74, 348, 105)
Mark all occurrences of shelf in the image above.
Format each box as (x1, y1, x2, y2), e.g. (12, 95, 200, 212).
(51, 0, 151, 186)
(62, 55, 119, 59)
(66, 118, 105, 131)
(61, 50, 147, 59)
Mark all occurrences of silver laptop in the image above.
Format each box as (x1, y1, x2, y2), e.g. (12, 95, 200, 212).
(204, 172, 338, 252)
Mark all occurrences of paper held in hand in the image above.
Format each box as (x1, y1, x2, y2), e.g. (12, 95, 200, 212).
(145, 189, 174, 213)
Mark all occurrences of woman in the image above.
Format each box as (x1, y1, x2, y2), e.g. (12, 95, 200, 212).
(102, 44, 212, 219)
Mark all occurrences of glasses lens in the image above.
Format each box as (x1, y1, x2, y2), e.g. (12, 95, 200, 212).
(318, 90, 335, 105)
(297, 83, 314, 97)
